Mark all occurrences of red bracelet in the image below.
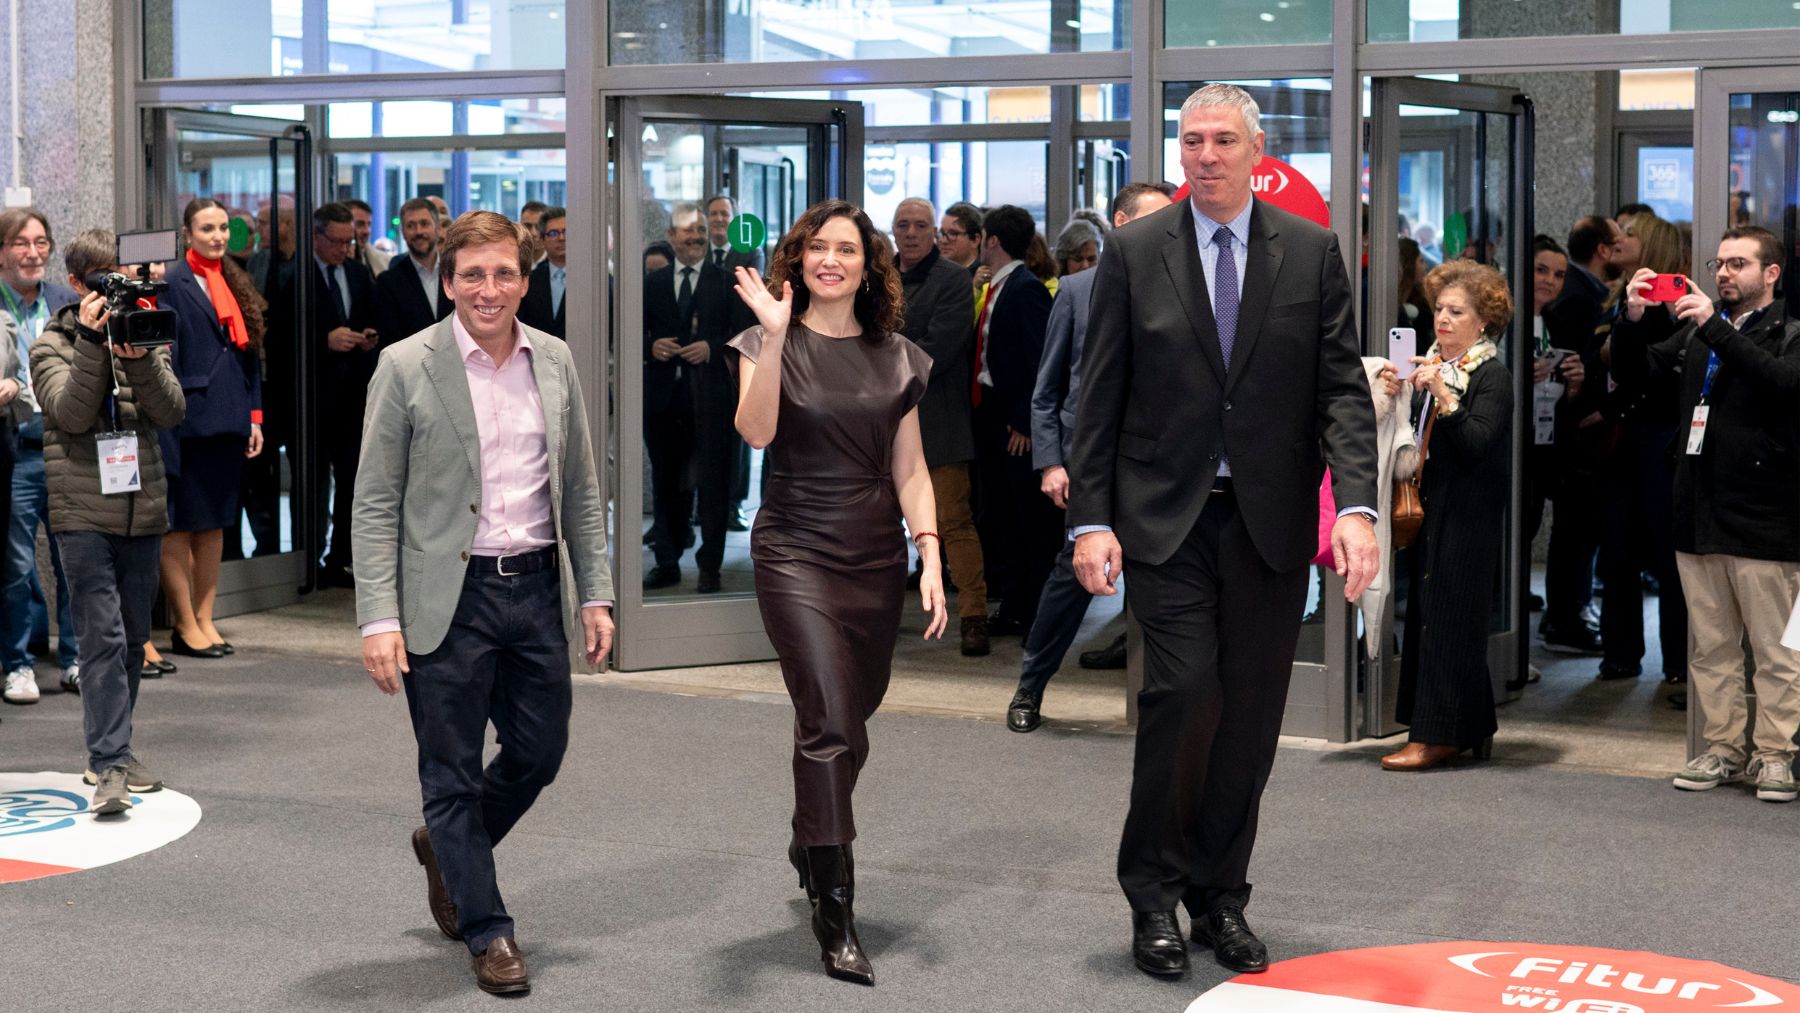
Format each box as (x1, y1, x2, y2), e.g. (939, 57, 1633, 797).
(911, 531, 939, 543)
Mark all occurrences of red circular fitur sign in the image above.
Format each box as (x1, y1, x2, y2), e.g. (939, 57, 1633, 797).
(1185, 942, 1800, 1012)
(1171, 156, 1331, 229)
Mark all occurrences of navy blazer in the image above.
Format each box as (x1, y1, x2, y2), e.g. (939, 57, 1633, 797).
(518, 260, 567, 339)
(161, 259, 262, 441)
(981, 268, 1054, 438)
(375, 252, 453, 352)
(1031, 266, 1096, 470)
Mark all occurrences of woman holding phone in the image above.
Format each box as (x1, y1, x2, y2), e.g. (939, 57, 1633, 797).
(160, 198, 265, 659)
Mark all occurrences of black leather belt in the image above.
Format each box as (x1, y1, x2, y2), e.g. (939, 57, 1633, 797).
(467, 546, 557, 576)
(1211, 476, 1234, 496)
(19, 437, 42, 451)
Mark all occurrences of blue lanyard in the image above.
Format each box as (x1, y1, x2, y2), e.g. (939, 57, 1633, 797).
(1699, 350, 1720, 402)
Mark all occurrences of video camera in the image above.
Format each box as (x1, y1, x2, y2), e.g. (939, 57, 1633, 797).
(81, 229, 179, 348)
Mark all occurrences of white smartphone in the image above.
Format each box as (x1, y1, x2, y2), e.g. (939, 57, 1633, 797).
(1389, 327, 1418, 378)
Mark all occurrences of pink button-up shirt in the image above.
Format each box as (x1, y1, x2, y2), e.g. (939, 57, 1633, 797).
(360, 316, 606, 639)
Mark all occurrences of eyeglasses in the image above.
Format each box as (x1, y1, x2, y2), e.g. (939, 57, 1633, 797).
(453, 268, 525, 291)
(4, 238, 51, 254)
(542, 228, 567, 239)
(938, 229, 970, 240)
(1705, 257, 1761, 273)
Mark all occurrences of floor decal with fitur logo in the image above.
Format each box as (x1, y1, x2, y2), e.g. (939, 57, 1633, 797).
(1186, 941, 1800, 1012)
(0, 771, 202, 883)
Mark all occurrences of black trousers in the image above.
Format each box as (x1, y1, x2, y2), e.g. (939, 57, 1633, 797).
(689, 406, 737, 574)
(1118, 487, 1308, 917)
(1544, 468, 1602, 633)
(645, 399, 696, 569)
(1599, 424, 1687, 678)
(972, 398, 1064, 624)
(1017, 540, 1094, 696)
(314, 416, 361, 571)
(402, 562, 570, 954)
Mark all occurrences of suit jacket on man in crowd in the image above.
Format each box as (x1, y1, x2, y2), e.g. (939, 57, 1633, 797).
(643, 259, 741, 416)
(1544, 261, 1608, 351)
(289, 255, 379, 409)
(351, 317, 614, 655)
(1031, 265, 1097, 470)
(897, 246, 977, 469)
(1613, 303, 1800, 562)
(1069, 198, 1378, 572)
(517, 260, 567, 340)
(375, 251, 454, 351)
(980, 267, 1055, 439)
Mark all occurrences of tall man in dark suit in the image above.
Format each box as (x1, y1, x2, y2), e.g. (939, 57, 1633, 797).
(642, 203, 742, 592)
(1006, 182, 1173, 732)
(294, 202, 379, 587)
(516, 206, 567, 339)
(377, 197, 455, 349)
(1069, 84, 1380, 978)
(973, 206, 1063, 636)
(705, 194, 761, 530)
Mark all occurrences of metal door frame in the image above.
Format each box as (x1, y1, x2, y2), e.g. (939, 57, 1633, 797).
(1366, 77, 1534, 740)
(611, 95, 864, 671)
(150, 108, 318, 615)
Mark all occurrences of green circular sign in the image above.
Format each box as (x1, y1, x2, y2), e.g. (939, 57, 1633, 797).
(227, 216, 253, 253)
(728, 212, 766, 254)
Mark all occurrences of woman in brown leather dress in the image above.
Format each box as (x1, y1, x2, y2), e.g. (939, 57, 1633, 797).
(728, 200, 949, 986)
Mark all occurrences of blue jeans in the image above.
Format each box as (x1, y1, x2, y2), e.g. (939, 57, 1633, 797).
(3, 418, 78, 671)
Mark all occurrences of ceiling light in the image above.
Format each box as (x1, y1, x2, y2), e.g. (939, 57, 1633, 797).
(1260, 11, 1276, 20)
(1066, 19, 1081, 28)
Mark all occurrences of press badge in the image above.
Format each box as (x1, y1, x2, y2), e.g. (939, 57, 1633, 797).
(1685, 406, 1710, 455)
(96, 432, 142, 494)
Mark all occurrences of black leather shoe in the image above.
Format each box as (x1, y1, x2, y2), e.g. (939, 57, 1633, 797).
(986, 612, 1030, 637)
(1080, 633, 1127, 669)
(1192, 906, 1269, 973)
(728, 509, 750, 532)
(1542, 624, 1603, 655)
(1131, 910, 1188, 978)
(1007, 689, 1042, 733)
(214, 641, 235, 655)
(153, 658, 178, 675)
(697, 571, 722, 594)
(1596, 662, 1641, 681)
(170, 631, 227, 659)
(141, 661, 161, 680)
(643, 564, 681, 590)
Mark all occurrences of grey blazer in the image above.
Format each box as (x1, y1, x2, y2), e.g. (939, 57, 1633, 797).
(1030, 265, 1096, 470)
(351, 317, 613, 655)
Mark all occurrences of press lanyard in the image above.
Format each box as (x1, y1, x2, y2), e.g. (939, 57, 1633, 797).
(1699, 350, 1720, 403)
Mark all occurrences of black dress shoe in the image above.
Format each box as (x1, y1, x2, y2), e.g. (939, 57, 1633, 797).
(169, 631, 227, 659)
(1007, 689, 1042, 733)
(141, 661, 161, 680)
(214, 641, 235, 655)
(728, 509, 750, 532)
(697, 570, 722, 593)
(1596, 662, 1640, 681)
(986, 612, 1030, 637)
(1131, 910, 1189, 978)
(1541, 624, 1603, 655)
(153, 658, 178, 675)
(643, 564, 681, 590)
(1192, 906, 1269, 973)
(1080, 632, 1127, 669)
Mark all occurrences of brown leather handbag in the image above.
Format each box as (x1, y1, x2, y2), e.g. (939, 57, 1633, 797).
(1390, 411, 1433, 550)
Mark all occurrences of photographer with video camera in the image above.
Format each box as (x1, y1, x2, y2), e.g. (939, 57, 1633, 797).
(159, 198, 266, 661)
(30, 228, 185, 814)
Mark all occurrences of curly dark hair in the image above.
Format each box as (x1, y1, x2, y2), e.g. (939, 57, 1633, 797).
(764, 200, 905, 342)
(1423, 259, 1512, 336)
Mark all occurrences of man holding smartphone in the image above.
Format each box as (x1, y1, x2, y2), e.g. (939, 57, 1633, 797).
(30, 229, 186, 813)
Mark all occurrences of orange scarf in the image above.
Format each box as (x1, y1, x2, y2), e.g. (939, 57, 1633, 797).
(186, 248, 249, 350)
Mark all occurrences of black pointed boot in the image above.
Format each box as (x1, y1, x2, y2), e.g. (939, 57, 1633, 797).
(788, 831, 817, 906)
(805, 844, 873, 985)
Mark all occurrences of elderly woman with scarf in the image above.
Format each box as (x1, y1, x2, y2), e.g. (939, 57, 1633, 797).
(160, 198, 265, 659)
(1383, 259, 1514, 771)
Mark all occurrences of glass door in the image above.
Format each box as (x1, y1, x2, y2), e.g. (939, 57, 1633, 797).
(1366, 78, 1535, 739)
(611, 96, 862, 670)
(1690, 66, 1800, 757)
(149, 109, 317, 614)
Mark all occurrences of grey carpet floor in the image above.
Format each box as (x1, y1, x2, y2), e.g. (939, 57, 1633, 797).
(1, 655, 1794, 1012)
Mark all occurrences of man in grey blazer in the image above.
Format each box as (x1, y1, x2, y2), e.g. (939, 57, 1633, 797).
(353, 211, 614, 997)
(1006, 183, 1173, 732)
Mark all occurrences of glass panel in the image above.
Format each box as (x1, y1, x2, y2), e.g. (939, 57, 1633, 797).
(1367, 0, 1800, 43)
(610, 0, 1129, 64)
(1620, 68, 1696, 112)
(1728, 91, 1800, 319)
(863, 141, 1050, 231)
(329, 148, 566, 239)
(1165, 0, 1332, 47)
(170, 127, 300, 561)
(144, 0, 566, 78)
(637, 119, 830, 600)
(327, 98, 566, 139)
(1635, 145, 1694, 223)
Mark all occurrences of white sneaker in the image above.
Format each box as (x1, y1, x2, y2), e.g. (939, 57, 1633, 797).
(61, 664, 79, 693)
(1748, 756, 1798, 803)
(3, 666, 39, 704)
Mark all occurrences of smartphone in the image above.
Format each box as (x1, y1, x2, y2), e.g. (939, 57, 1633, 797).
(1389, 327, 1418, 378)
(1646, 273, 1689, 302)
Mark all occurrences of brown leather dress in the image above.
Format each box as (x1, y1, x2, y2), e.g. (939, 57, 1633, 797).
(728, 323, 931, 846)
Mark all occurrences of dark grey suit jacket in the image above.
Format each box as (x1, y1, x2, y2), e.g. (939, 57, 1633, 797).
(1031, 265, 1096, 470)
(898, 247, 977, 468)
(1068, 198, 1378, 571)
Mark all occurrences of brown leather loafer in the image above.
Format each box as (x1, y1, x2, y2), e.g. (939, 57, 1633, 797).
(411, 826, 462, 941)
(960, 616, 990, 657)
(473, 937, 530, 995)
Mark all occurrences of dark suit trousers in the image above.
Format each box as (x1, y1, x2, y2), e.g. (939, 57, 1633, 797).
(973, 398, 1064, 623)
(1017, 540, 1094, 695)
(403, 564, 570, 955)
(690, 405, 738, 574)
(645, 397, 696, 569)
(1118, 487, 1308, 917)
(1544, 469, 1602, 632)
(1599, 424, 1687, 678)
(315, 409, 363, 570)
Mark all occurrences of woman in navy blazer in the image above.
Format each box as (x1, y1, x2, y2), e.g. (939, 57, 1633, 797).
(160, 198, 265, 659)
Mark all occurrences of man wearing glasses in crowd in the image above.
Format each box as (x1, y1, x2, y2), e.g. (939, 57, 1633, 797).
(938, 202, 984, 277)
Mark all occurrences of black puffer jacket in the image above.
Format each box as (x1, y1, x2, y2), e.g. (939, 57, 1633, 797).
(29, 303, 186, 537)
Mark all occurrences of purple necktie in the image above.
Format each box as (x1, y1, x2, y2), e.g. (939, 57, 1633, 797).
(1212, 226, 1238, 371)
